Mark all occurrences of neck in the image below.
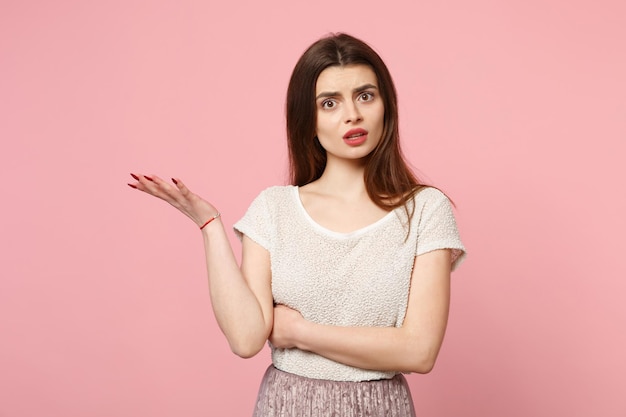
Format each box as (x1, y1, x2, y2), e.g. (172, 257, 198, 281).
(315, 157, 368, 200)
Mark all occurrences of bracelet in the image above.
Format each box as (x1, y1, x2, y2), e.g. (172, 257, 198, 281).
(199, 212, 221, 230)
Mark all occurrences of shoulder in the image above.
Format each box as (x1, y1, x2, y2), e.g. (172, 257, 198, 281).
(244, 185, 297, 214)
(411, 186, 451, 209)
(234, 186, 296, 243)
(405, 186, 457, 225)
(253, 185, 296, 203)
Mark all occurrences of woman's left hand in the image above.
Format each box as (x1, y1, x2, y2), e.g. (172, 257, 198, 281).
(269, 304, 305, 349)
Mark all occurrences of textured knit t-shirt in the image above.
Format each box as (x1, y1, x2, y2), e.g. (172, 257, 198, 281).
(233, 185, 465, 382)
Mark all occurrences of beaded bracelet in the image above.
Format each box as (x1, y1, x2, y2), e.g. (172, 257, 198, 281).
(199, 212, 221, 230)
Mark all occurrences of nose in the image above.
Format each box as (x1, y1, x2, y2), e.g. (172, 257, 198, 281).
(344, 101, 363, 124)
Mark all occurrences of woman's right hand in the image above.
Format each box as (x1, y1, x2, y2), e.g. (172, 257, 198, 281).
(128, 173, 219, 228)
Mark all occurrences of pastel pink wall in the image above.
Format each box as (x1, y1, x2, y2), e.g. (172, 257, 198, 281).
(1, 1, 624, 416)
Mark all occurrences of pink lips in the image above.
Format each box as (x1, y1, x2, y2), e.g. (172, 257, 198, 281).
(343, 128, 368, 146)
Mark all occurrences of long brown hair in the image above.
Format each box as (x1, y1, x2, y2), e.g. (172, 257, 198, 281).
(286, 33, 424, 211)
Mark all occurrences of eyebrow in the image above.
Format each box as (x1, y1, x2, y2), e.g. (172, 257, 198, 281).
(315, 83, 378, 100)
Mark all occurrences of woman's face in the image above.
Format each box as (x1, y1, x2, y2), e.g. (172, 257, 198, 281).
(314, 64, 384, 164)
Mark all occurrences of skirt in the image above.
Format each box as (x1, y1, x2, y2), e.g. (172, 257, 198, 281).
(252, 365, 416, 417)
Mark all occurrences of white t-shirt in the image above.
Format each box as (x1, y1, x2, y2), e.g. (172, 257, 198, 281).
(234, 185, 465, 381)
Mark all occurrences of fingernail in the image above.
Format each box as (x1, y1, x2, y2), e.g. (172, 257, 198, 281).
(127, 183, 137, 189)
(144, 175, 154, 182)
(130, 173, 139, 181)
(171, 178, 178, 185)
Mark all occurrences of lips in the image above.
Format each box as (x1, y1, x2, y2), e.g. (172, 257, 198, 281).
(343, 128, 368, 140)
(343, 128, 368, 146)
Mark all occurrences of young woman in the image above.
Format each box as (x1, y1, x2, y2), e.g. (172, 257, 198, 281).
(129, 33, 465, 417)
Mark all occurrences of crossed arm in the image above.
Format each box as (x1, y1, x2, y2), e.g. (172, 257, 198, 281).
(269, 249, 452, 374)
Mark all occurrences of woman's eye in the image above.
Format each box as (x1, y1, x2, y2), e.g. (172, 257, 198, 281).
(359, 92, 374, 102)
(321, 100, 336, 109)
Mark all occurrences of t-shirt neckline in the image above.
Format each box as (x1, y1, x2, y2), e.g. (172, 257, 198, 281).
(292, 185, 397, 239)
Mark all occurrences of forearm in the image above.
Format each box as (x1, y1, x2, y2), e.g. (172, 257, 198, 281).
(202, 221, 270, 358)
(293, 321, 444, 373)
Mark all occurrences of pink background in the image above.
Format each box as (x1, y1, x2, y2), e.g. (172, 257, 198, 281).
(1, 0, 625, 416)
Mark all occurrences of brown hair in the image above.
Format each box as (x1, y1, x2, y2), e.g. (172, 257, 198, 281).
(286, 33, 425, 211)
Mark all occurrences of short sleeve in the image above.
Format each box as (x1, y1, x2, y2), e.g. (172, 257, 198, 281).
(233, 190, 272, 251)
(414, 189, 466, 270)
